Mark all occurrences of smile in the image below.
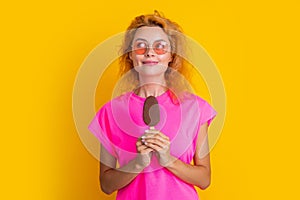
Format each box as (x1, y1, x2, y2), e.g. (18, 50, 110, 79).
(142, 61, 159, 66)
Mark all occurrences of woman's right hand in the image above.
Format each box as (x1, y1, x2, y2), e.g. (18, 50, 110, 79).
(135, 137, 153, 169)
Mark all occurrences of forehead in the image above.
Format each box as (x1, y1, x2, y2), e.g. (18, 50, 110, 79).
(133, 26, 169, 43)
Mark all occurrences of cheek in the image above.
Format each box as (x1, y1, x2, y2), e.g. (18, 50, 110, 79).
(129, 52, 137, 64)
(160, 54, 172, 63)
(130, 54, 143, 66)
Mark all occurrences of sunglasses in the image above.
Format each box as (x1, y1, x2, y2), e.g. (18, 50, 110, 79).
(132, 40, 170, 55)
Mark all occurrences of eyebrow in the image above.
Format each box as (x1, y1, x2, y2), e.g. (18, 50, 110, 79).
(133, 38, 168, 43)
(133, 38, 147, 42)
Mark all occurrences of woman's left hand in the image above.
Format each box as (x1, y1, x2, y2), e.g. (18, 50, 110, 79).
(142, 130, 174, 167)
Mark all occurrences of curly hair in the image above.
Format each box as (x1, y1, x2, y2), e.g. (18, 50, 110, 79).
(117, 11, 191, 101)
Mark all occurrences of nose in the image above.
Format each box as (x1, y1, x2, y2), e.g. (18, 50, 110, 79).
(145, 47, 156, 57)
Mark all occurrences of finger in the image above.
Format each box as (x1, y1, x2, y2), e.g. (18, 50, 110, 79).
(145, 138, 168, 148)
(145, 142, 163, 152)
(147, 142, 170, 152)
(148, 134, 170, 145)
(140, 147, 154, 154)
(136, 140, 143, 147)
(145, 136, 170, 149)
(136, 140, 142, 145)
(137, 142, 150, 151)
(156, 131, 170, 141)
(138, 146, 154, 154)
(144, 131, 169, 141)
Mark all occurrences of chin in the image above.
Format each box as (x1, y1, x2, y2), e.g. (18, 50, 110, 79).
(136, 66, 167, 76)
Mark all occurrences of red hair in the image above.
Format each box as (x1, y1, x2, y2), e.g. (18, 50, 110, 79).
(118, 11, 191, 104)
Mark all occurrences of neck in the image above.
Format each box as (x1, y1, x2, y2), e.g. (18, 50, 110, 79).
(138, 73, 166, 86)
(136, 73, 167, 97)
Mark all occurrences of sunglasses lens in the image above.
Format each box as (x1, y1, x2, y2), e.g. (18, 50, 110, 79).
(154, 41, 168, 55)
(133, 41, 147, 55)
(132, 41, 169, 55)
(134, 48, 147, 54)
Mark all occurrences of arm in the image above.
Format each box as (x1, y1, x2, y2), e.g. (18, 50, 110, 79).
(99, 140, 153, 194)
(144, 123, 211, 189)
(166, 122, 211, 189)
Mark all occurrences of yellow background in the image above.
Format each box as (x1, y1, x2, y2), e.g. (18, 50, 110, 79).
(1, 0, 299, 199)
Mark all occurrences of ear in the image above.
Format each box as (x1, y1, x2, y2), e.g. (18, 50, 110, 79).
(129, 52, 133, 60)
(168, 54, 174, 63)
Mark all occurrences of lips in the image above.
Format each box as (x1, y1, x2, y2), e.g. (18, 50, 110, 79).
(142, 61, 159, 66)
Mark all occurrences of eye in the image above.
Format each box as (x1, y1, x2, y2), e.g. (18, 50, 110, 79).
(132, 41, 148, 55)
(135, 41, 147, 49)
(154, 41, 168, 49)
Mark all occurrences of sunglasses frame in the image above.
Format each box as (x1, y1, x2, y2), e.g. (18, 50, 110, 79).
(131, 39, 170, 55)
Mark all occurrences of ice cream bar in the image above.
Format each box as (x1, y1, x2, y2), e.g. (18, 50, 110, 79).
(143, 96, 160, 130)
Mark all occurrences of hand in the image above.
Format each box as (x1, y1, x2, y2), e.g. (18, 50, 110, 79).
(135, 138, 154, 169)
(142, 130, 174, 167)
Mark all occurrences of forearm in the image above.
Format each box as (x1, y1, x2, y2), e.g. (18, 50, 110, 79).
(100, 158, 145, 194)
(165, 156, 211, 190)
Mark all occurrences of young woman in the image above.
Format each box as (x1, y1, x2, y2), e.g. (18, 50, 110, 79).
(88, 11, 217, 199)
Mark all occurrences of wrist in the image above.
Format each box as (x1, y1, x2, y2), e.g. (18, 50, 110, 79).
(134, 161, 145, 171)
(161, 155, 177, 168)
(133, 157, 148, 172)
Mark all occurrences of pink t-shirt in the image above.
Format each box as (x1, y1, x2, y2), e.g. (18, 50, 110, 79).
(88, 90, 217, 200)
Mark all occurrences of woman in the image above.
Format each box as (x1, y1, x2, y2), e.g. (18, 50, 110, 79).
(88, 11, 217, 199)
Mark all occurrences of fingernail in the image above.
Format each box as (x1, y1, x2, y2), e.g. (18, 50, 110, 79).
(145, 130, 149, 133)
(141, 136, 146, 139)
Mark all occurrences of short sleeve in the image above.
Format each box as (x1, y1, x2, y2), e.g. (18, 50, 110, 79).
(88, 105, 117, 158)
(198, 99, 217, 126)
